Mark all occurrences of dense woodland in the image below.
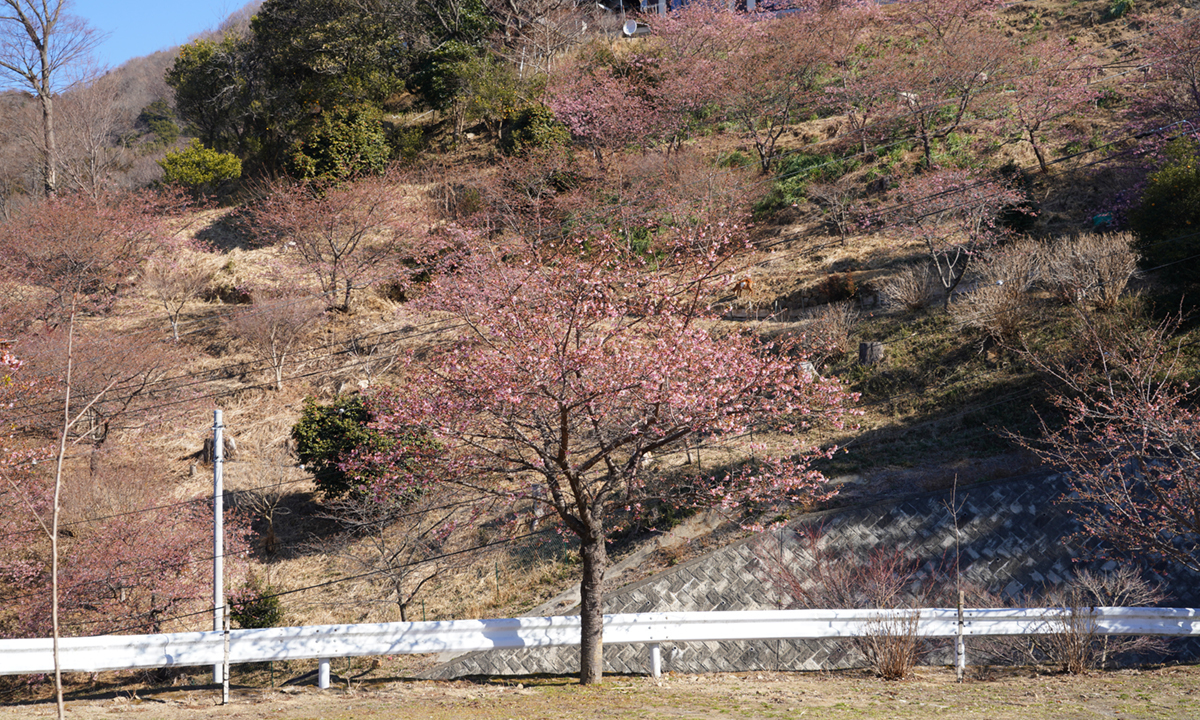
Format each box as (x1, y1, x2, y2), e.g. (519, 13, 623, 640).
(3, 0, 1200, 694)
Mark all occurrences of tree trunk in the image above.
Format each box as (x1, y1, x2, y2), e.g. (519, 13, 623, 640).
(51, 312, 77, 720)
(40, 90, 56, 196)
(919, 130, 933, 171)
(1028, 129, 1049, 174)
(578, 531, 607, 685)
(858, 341, 885, 366)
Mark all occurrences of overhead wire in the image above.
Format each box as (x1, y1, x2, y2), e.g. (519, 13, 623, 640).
(6, 52, 1195, 431)
(0, 484, 512, 606)
(75, 525, 560, 636)
(4, 133, 1200, 547)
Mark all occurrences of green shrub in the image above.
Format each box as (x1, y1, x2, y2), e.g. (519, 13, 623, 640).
(1129, 137, 1200, 286)
(500, 105, 569, 156)
(1104, 0, 1133, 20)
(717, 150, 755, 169)
(229, 577, 284, 629)
(408, 41, 479, 112)
(931, 132, 977, 169)
(392, 126, 426, 164)
(288, 105, 390, 182)
(291, 394, 436, 498)
(157, 139, 241, 195)
(292, 394, 388, 498)
(136, 98, 180, 148)
(1095, 88, 1126, 109)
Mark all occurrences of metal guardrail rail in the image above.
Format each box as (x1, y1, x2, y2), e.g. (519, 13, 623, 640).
(2, 607, 1197, 687)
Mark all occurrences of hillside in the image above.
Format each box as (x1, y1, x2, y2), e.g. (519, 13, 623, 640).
(3, 0, 1200, 699)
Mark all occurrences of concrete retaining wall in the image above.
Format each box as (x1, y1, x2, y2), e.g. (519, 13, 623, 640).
(424, 472, 1199, 678)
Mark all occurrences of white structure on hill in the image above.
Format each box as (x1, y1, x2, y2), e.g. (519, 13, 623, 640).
(639, 1, 758, 13)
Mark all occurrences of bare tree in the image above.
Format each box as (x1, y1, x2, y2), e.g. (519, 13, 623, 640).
(0, 90, 39, 219)
(317, 486, 484, 622)
(140, 238, 215, 341)
(0, 0, 103, 195)
(891, 169, 1027, 310)
(486, 0, 591, 76)
(252, 169, 433, 313)
(230, 444, 296, 558)
(225, 294, 324, 390)
(52, 72, 134, 199)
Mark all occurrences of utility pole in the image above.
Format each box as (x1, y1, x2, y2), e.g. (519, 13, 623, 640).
(213, 409, 224, 685)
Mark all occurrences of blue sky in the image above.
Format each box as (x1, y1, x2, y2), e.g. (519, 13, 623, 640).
(71, 0, 251, 68)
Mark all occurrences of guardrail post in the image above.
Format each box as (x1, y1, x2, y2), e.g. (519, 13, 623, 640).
(222, 605, 231, 704)
(649, 643, 662, 678)
(318, 658, 330, 689)
(956, 590, 966, 682)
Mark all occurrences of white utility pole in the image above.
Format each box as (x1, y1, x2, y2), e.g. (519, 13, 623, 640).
(213, 409, 225, 685)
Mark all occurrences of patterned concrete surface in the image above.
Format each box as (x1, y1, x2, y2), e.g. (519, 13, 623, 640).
(423, 472, 1199, 678)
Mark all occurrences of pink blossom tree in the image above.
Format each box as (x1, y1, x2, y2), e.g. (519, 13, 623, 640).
(252, 168, 435, 313)
(545, 58, 669, 168)
(8, 326, 180, 442)
(1136, 13, 1200, 130)
(5, 470, 252, 638)
(816, 4, 894, 155)
(890, 168, 1028, 309)
(647, 1, 755, 142)
(0, 188, 183, 326)
(1016, 312, 1200, 574)
(357, 229, 856, 684)
(1000, 38, 1099, 174)
(891, 0, 1015, 169)
(0, 350, 247, 718)
(0, 190, 195, 718)
(696, 11, 825, 173)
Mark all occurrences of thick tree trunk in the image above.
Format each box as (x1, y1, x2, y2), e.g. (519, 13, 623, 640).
(40, 90, 56, 195)
(578, 532, 607, 685)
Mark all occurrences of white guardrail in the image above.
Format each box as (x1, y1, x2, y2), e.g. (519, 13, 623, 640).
(2, 608, 1198, 687)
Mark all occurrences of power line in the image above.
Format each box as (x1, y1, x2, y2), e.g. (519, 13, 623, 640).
(5, 208, 1200, 540)
(5, 95, 1193, 431)
(0, 316, 469, 428)
(87, 526, 559, 636)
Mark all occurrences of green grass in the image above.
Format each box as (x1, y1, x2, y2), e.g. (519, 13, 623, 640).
(808, 302, 1080, 477)
(753, 150, 863, 218)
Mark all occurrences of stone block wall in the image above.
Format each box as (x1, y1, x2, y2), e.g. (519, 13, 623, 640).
(424, 472, 1199, 678)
